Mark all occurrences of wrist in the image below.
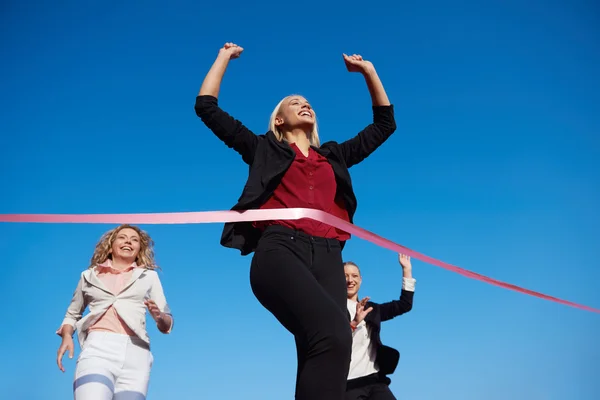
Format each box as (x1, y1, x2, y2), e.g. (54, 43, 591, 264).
(361, 65, 376, 78)
(216, 51, 232, 63)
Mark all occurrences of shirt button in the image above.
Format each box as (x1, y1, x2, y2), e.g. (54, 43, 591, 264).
(309, 172, 313, 176)
(309, 186, 313, 190)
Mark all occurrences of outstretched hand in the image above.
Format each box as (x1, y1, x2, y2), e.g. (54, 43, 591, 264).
(343, 53, 374, 75)
(353, 296, 373, 325)
(219, 42, 244, 60)
(398, 253, 412, 271)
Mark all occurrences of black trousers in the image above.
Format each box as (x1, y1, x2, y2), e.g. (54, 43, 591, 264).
(250, 225, 352, 400)
(345, 373, 396, 400)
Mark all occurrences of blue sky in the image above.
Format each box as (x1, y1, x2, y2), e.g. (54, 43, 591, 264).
(1, 0, 599, 399)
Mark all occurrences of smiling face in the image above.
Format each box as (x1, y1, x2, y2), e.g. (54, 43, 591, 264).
(274, 96, 315, 132)
(344, 263, 362, 299)
(110, 227, 141, 262)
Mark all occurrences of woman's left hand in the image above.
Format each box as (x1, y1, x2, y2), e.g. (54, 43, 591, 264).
(343, 53, 374, 75)
(145, 299, 162, 321)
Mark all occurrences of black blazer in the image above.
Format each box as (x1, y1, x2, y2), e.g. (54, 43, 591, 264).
(363, 289, 414, 376)
(194, 95, 397, 255)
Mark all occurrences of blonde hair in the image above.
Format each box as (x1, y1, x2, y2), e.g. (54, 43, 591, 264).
(344, 261, 361, 275)
(89, 224, 158, 270)
(268, 95, 321, 147)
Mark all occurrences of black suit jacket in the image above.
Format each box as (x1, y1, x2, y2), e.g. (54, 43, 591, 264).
(194, 95, 397, 255)
(362, 288, 414, 375)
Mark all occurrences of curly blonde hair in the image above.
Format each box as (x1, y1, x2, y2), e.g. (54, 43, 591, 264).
(89, 224, 158, 270)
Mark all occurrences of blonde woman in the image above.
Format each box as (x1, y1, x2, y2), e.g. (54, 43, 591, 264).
(194, 42, 397, 400)
(56, 224, 173, 400)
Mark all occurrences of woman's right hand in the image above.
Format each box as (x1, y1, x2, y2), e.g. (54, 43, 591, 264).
(219, 42, 243, 60)
(57, 336, 74, 372)
(353, 296, 373, 326)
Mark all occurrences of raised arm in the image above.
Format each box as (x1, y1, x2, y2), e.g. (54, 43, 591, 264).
(335, 54, 397, 168)
(378, 254, 415, 322)
(195, 43, 259, 165)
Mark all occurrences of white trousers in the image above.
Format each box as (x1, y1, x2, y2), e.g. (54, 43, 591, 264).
(73, 332, 153, 400)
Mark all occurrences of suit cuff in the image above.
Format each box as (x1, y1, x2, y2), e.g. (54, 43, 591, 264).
(161, 313, 174, 334)
(402, 277, 416, 292)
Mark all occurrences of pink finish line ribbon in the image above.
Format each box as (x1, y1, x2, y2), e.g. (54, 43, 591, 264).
(1, 208, 598, 314)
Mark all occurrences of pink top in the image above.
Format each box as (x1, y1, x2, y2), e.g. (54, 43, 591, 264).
(88, 259, 138, 336)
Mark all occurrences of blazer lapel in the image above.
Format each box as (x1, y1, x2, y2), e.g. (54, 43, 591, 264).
(365, 302, 378, 325)
(82, 268, 112, 295)
(117, 268, 146, 295)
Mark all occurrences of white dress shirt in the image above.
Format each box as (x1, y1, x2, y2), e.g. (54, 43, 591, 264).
(347, 277, 416, 380)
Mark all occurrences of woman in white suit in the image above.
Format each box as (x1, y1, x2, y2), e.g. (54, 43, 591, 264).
(56, 224, 174, 400)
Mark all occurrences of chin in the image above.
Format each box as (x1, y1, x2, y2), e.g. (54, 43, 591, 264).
(118, 253, 136, 259)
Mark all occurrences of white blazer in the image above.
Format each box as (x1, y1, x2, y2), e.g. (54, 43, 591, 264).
(58, 266, 173, 348)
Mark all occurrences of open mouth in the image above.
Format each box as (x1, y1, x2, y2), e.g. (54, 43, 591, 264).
(121, 246, 133, 251)
(299, 110, 312, 117)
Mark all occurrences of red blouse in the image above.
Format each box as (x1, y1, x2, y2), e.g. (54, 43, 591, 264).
(255, 143, 350, 241)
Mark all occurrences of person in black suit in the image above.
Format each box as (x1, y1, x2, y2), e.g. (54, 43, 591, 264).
(344, 254, 415, 400)
(195, 43, 398, 400)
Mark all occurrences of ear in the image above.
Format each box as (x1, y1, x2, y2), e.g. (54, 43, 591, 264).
(274, 116, 284, 127)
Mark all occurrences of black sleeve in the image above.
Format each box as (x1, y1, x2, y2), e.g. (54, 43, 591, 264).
(194, 95, 260, 165)
(376, 289, 414, 322)
(335, 105, 397, 168)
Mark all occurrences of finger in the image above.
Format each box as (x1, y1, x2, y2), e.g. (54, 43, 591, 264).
(365, 307, 374, 314)
(57, 349, 64, 372)
(69, 343, 74, 359)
